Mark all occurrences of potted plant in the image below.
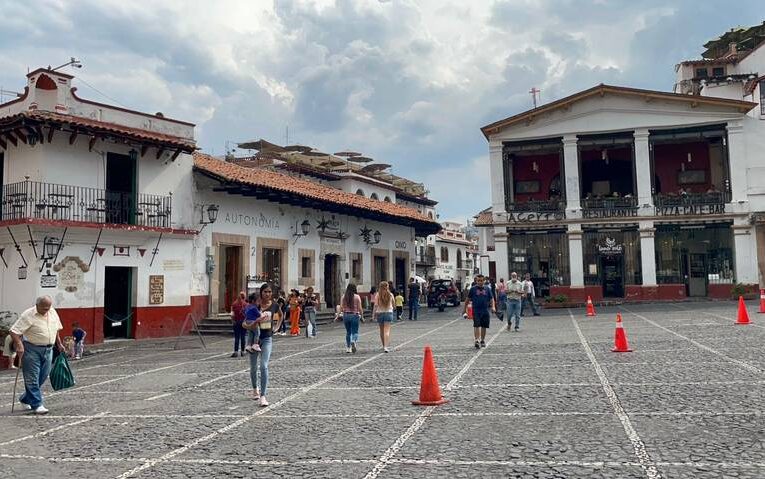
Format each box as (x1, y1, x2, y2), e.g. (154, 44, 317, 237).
(544, 294, 570, 309)
(731, 283, 758, 300)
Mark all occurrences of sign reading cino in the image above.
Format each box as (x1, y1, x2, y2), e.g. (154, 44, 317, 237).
(598, 237, 624, 255)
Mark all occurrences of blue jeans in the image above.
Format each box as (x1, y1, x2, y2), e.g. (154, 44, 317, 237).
(304, 307, 317, 337)
(343, 313, 360, 347)
(20, 342, 53, 409)
(506, 299, 522, 329)
(233, 321, 246, 352)
(408, 298, 419, 320)
(249, 336, 272, 396)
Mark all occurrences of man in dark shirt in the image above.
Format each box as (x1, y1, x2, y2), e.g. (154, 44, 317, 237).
(408, 278, 421, 321)
(463, 275, 496, 349)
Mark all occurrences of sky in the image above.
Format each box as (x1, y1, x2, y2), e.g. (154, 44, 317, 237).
(1, 0, 762, 223)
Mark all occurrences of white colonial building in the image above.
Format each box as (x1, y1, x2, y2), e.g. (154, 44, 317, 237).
(0, 67, 439, 346)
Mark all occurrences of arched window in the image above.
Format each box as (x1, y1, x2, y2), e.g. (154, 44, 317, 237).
(457, 249, 463, 269)
(428, 212, 433, 219)
(356, 189, 365, 196)
(383, 196, 392, 203)
(370, 193, 379, 200)
(440, 247, 449, 262)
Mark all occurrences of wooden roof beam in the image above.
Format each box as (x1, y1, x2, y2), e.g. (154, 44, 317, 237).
(69, 129, 78, 145)
(6, 132, 17, 147)
(0, 137, 6, 150)
(88, 136, 98, 152)
(155, 147, 165, 160)
(170, 148, 183, 161)
(14, 129, 27, 144)
(140, 145, 149, 158)
(47, 126, 55, 143)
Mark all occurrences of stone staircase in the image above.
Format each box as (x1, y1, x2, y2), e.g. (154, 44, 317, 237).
(192, 310, 340, 335)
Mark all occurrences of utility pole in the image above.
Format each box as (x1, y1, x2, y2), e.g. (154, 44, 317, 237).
(529, 87, 541, 109)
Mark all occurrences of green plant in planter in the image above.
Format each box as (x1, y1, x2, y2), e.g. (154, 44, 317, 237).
(730, 283, 758, 299)
(547, 294, 569, 304)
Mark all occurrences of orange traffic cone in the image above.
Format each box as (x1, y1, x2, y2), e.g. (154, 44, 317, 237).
(412, 346, 449, 406)
(736, 296, 751, 325)
(758, 289, 765, 314)
(467, 303, 474, 320)
(611, 313, 632, 353)
(586, 296, 596, 317)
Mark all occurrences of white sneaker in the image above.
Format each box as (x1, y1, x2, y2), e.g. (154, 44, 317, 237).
(20, 403, 31, 410)
(33, 406, 49, 415)
(346, 347, 352, 354)
(259, 396, 269, 407)
(384, 347, 390, 353)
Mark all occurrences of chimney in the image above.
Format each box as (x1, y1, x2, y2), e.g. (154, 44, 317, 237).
(26, 68, 74, 113)
(728, 42, 738, 56)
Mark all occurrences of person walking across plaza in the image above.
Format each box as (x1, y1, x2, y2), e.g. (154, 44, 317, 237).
(303, 287, 318, 338)
(496, 278, 507, 322)
(288, 290, 301, 336)
(506, 272, 524, 331)
(340, 283, 364, 354)
(373, 281, 395, 353)
(463, 275, 495, 349)
(243, 283, 280, 407)
(394, 290, 404, 321)
(9, 295, 65, 414)
(520, 273, 541, 317)
(230, 291, 248, 357)
(407, 277, 421, 320)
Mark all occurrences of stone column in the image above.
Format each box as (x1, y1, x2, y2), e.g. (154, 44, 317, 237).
(639, 223, 657, 286)
(733, 224, 758, 284)
(567, 226, 584, 287)
(633, 129, 653, 207)
(726, 122, 747, 203)
(489, 141, 506, 214)
(562, 135, 580, 210)
(493, 226, 509, 281)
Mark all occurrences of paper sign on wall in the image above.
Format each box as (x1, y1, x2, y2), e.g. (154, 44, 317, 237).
(149, 275, 165, 305)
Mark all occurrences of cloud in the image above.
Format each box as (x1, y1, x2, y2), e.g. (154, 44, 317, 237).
(0, 0, 762, 221)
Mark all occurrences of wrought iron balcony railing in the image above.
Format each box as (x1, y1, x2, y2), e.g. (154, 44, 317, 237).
(507, 199, 565, 213)
(416, 253, 436, 265)
(653, 191, 730, 208)
(1, 180, 172, 228)
(581, 196, 638, 210)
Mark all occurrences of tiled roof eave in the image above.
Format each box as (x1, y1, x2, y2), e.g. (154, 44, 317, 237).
(193, 165, 441, 235)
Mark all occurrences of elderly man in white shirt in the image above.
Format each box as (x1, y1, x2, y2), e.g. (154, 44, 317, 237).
(9, 295, 65, 414)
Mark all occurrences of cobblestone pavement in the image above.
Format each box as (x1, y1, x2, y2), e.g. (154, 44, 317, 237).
(1, 301, 764, 478)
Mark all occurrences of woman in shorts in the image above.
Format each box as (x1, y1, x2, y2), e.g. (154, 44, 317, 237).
(373, 281, 395, 353)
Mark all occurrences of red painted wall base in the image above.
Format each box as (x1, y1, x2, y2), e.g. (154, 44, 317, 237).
(54, 296, 209, 345)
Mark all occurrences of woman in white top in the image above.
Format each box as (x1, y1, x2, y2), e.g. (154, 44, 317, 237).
(373, 281, 395, 353)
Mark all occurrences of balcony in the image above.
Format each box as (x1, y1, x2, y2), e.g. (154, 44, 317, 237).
(581, 196, 638, 219)
(1, 180, 172, 228)
(654, 191, 729, 216)
(507, 199, 565, 213)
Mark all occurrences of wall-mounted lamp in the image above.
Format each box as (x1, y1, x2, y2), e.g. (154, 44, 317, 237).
(292, 219, 311, 243)
(39, 236, 62, 272)
(28, 131, 38, 147)
(687, 152, 692, 163)
(198, 204, 219, 232)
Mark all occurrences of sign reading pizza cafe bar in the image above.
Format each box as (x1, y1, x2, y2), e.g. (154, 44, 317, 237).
(655, 203, 725, 216)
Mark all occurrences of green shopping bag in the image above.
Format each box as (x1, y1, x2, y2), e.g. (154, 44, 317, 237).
(50, 353, 76, 390)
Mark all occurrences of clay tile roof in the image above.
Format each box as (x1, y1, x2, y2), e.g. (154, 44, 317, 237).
(474, 208, 493, 226)
(193, 152, 441, 234)
(16, 111, 196, 151)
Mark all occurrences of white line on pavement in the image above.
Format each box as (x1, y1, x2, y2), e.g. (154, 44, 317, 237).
(621, 306, 763, 375)
(0, 411, 109, 447)
(114, 317, 464, 479)
(363, 324, 506, 479)
(143, 393, 173, 402)
(569, 310, 661, 479)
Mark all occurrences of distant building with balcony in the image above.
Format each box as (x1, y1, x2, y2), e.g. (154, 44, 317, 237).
(480, 83, 760, 303)
(417, 221, 479, 291)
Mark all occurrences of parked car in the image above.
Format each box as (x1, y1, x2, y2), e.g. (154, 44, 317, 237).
(427, 279, 460, 307)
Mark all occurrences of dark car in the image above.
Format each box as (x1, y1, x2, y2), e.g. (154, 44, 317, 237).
(427, 279, 460, 307)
